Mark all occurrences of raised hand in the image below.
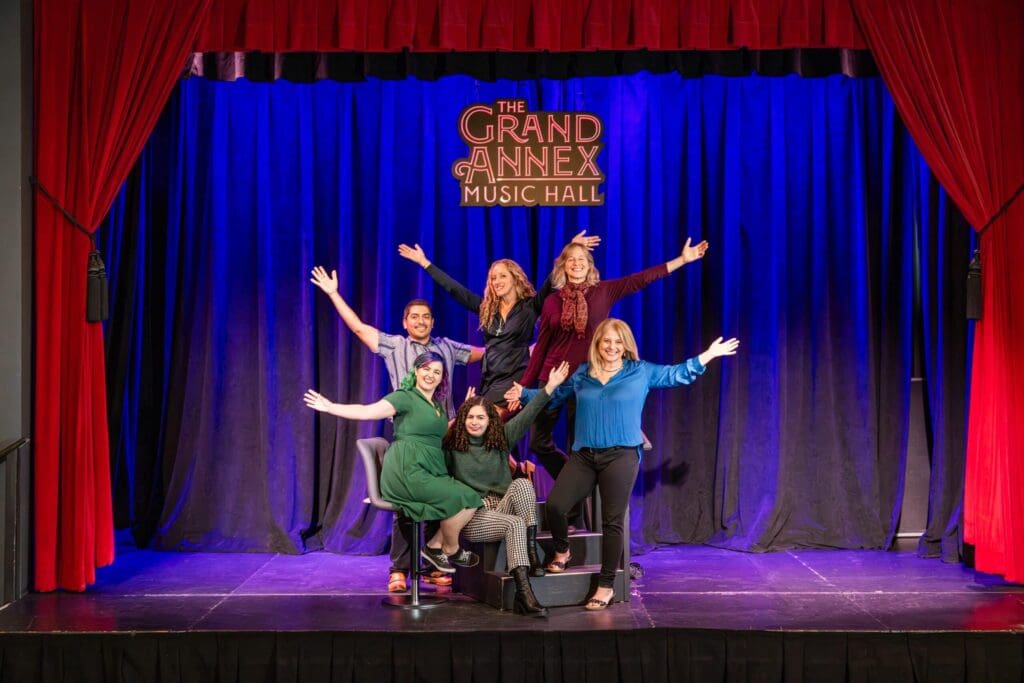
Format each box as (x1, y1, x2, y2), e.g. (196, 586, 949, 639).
(707, 336, 739, 359)
(544, 361, 571, 393)
(681, 237, 709, 264)
(303, 389, 334, 413)
(504, 381, 524, 403)
(397, 243, 431, 268)
(310, 266, 339, 295)
(465, 385, 476, 402)
(503, 381, 525, 412)
(571, 229, 601, 252)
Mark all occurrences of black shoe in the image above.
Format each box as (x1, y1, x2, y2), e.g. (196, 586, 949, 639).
(447, 548, 480, 568)
(420, 545, 455, 574)
(511, 566, 548, 618)
(526, 526, 545, 577)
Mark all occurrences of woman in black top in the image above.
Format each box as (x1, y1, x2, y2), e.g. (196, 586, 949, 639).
(397, 231, 598, 410)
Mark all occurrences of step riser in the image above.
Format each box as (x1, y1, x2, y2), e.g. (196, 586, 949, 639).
(497, 569, 628, 610)
(455, 567, 628, 610)
(456, 499, 631, 611)
(467, 534, 603, 573)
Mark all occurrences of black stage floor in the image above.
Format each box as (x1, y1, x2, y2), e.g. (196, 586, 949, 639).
(1, 540, 1022, 681)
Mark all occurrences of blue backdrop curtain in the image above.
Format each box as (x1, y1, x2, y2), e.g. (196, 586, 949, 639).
(100, 72, 970, 557)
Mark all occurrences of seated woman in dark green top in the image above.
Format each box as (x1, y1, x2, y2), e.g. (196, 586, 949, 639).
(304, 351, 483, 575)
(441, 361, 571, 617)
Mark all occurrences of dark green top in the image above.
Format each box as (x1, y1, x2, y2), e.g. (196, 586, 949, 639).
(382, 387, 448, 447)
(446, 389, 551, 497)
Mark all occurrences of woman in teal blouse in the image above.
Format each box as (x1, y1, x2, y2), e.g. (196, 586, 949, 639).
(508, 319, 739, 609)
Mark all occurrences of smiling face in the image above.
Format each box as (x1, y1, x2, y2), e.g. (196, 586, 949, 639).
(488, 263, 515, 301)
(598, 329, 625, 366)
(464, 404, 490, 437)
(414, 360, 444, 394)
(402, 304, 434, 343)
(563, 245, 592, 284)
(587, 318, 639, 374)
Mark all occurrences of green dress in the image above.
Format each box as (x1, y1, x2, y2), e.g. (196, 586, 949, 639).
(379, 388, 482, 521)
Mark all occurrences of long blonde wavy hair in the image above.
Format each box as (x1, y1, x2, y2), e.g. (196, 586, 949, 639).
(550, 243, 601, 289)
(478, 259, 536, 330)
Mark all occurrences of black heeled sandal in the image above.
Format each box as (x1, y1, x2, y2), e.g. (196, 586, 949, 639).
(546, 552, 571, 573)
(584, 590, 613, 610)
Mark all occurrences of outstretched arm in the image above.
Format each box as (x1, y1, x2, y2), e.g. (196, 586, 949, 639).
(303, 391, 397, 420)
(698, 336, 739, 367)
(665, 237, 709, 274)
(646, 337, 739, 389)
(310, 266, 381, 352)
(604, 236, 710, 302)
(502, 362, 571, 443)
(507, 363, 579, 412)
(398, 243, 483, 312)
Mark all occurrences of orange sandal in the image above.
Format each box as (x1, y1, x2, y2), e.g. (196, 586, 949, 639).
(387, 571, 407, 592)
(423, 571, 453, 587)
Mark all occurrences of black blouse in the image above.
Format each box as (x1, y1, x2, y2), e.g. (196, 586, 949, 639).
(426, 263, 552, 403)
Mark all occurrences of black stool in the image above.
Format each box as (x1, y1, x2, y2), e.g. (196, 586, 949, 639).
(357, 437, 446, 610)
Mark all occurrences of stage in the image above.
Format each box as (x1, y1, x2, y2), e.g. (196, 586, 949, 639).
(1, 539, 1022, 681)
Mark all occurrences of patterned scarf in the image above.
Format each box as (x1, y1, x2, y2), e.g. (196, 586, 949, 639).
(559, 282, 592, 338)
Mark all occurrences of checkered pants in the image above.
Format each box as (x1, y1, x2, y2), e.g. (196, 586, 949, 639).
(462, 478, 538, 571)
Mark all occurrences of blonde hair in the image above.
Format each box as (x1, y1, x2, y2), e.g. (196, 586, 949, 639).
(587, 318, 640, 376)
(478, 259, 536, 330)
(551, 243, 600, 289)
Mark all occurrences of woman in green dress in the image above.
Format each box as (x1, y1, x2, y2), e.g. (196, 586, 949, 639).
(304, 351, 483, 574)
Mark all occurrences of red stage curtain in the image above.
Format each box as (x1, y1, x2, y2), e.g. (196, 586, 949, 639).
(33, 0, 211, 592)
(853, 0, 1024, 582)
(195, 0, 866, 51)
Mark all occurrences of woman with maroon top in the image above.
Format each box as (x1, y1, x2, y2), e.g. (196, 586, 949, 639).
(516, 237, 709, 479)
(396, 231, 599, 411)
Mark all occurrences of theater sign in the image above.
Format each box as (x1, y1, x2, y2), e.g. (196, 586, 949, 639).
(452, 99, 606, 207)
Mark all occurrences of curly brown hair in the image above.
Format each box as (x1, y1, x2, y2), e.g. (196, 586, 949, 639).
(442, 396, 509, 453)
(477, 259, 536, 331)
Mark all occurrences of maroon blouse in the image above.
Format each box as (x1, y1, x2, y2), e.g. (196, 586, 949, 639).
(520, 263, 670, 385)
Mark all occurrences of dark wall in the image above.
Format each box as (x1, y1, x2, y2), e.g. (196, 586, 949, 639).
(0, 0, 33, 603)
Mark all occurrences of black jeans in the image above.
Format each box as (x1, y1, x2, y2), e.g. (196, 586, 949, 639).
(528, 391, 576, 480)
(545, 446, 639, 588)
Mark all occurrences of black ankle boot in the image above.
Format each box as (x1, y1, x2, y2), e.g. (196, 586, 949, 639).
(511, 566, 548, 617)
(526, 526, 545, 577)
